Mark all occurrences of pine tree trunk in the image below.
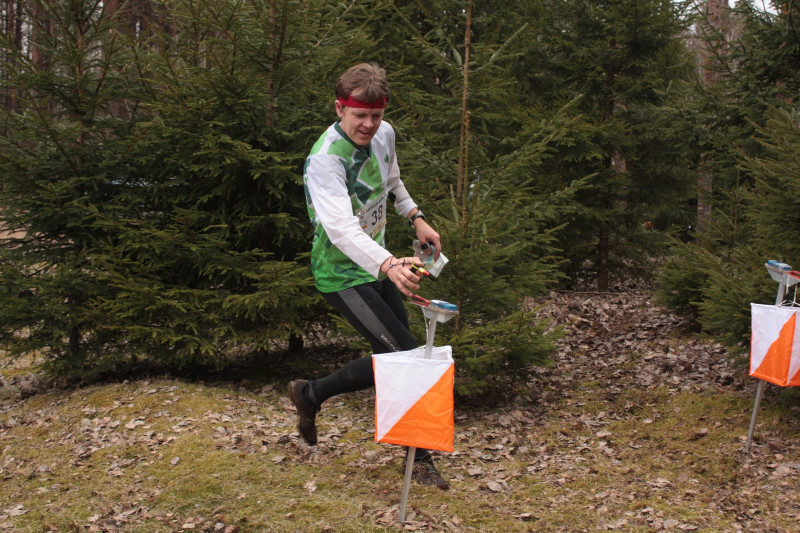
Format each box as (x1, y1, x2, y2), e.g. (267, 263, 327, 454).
(455, 0, 472, 215)
(598, 226, 609, 291)
(454, 0, 472, 333)
(69, 324, 81, 359)
(288, 332, 303, 353)
(597, 150, 626, 291)
(697, 0, 729, 234)
(265, 0, 288, 128)
(4, 0, 20, 110)
(697, 163, 713, 234)
(266, 2, 277, 128)
(32, 2, 50, 71)
(103, 0, 131, 119)
(597, 39, 621, 292)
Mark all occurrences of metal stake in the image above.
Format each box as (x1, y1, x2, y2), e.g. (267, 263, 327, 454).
(396, 301, 457, 523)
(744, 272, 790, 453)
(398, 446, 416, 522)
(398, 308, 441, 523)
(424, 309, 440, 359)
(744, 380, 765, 453)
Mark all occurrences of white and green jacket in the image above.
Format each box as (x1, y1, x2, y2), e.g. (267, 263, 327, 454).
(304, 121, 417, 293)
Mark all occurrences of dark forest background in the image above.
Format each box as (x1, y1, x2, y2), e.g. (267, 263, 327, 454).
(1, 0, 798, 393)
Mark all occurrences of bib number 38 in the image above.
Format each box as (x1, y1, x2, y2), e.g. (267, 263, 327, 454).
(357, 193, 387, 238)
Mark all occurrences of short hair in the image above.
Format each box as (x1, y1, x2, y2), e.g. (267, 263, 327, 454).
(335, 63, 390, 105)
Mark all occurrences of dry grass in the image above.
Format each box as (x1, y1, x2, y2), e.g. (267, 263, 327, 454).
(3, 378, 799, 532)
(2, 290, 800, 532)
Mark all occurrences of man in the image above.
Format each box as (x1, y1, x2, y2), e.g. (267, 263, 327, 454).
(288, 62, 449, 490)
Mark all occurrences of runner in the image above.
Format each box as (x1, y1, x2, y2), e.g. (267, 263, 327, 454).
(288, 62, 449, 489)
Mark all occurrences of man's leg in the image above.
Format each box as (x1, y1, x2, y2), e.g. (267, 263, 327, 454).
(289, 280, 416, 446)
(308, 279, 418, 401)
(287, 280, 448, 489)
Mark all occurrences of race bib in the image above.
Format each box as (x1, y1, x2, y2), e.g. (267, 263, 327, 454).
(356, 193, 387, 238)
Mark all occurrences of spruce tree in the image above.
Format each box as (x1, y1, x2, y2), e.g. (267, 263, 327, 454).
(514, 0, 699, 289)
(0, 0, 359, 378)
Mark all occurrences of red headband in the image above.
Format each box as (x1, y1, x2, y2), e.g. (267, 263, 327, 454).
(337, 95, 388, 109)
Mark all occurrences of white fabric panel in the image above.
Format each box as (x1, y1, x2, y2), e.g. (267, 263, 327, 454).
(751, 304, 784, 372)
(373, 346, 453, 442)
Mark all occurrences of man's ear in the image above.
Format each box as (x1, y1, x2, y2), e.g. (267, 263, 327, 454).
(335, 99, 344, 118)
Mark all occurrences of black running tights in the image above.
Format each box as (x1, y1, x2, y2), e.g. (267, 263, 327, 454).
(306, 279, 431, 461)
(309, 278, 418, 402)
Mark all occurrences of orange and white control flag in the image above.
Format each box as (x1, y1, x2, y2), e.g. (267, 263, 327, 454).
(750, 303, 800, 386)
(372, 346, 454, 452)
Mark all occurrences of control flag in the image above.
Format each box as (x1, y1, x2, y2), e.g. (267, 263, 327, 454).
(751, 303, 800, 386)
(373, 346, 454, 452)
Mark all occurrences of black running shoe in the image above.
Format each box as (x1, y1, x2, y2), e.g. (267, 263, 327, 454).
(410, 455, 450, 490)
(287, 379, 320, 445)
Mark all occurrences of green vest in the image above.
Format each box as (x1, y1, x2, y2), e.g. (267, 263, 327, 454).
(304, 122, 395, 293)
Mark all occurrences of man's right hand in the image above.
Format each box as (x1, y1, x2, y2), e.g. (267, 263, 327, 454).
(381, 256, 424, 297)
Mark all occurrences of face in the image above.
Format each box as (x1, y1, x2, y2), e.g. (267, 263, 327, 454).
(335, 89, 384, 148)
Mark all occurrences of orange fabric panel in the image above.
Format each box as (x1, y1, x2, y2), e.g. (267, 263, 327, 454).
(753, 313, 796, 386)
(378, 364, 454, 452)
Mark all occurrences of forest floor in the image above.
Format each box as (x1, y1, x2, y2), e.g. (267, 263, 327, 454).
(2, 285, 800, 532)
